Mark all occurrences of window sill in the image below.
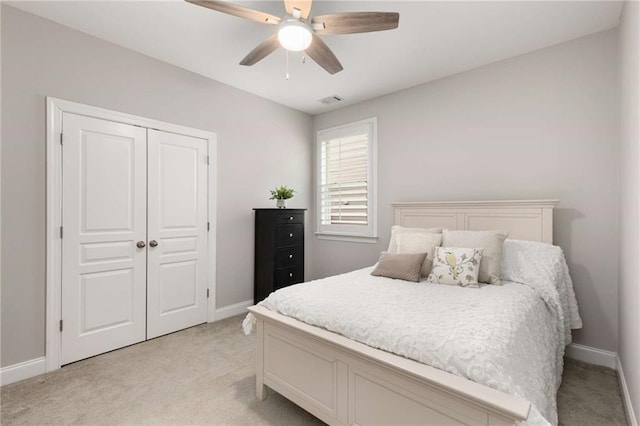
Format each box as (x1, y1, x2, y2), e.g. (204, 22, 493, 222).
(315, 232, 378, 244)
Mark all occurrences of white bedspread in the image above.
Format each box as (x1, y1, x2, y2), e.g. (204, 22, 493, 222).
(246, 240, 581, 426)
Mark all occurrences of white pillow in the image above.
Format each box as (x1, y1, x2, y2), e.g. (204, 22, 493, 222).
(427, 247, 484, 288)
(387, 225, 442, 253)
(396, 232, 442, 277)
(442, 230, 508, 284)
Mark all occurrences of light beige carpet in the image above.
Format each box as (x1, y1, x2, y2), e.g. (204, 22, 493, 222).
(1, 315, 627, 425)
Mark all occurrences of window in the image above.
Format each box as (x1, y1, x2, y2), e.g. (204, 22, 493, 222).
(316, 117, 377, 242)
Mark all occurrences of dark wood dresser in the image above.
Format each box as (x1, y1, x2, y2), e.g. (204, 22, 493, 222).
(253, 208, 306, 304)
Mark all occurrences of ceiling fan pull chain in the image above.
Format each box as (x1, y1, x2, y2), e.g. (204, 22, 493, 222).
(302, 52, 306, 64)
(286, 50, 290, 80)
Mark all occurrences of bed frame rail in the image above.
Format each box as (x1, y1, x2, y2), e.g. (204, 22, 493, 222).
(250, 305, 530, 426)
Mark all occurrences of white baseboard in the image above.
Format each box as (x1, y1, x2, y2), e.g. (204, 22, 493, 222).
(565, 343, 617, 369)
(566, 344, 638, 425)
(2, 301, 254, 386)
(618, 355, 638, 426)
(214, 299, 253, 321)
(0, 357, 46, 386)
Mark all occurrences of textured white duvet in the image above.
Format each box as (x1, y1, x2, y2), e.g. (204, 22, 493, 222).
(246, 240, 581, 426)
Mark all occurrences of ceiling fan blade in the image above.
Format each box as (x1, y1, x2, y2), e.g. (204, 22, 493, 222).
(312, 12, 399, 35)
(239, 34, 280, 66)
(284, 0, 312, 19)
(185, 0, 280, 25)
(305, 34, 343, 74)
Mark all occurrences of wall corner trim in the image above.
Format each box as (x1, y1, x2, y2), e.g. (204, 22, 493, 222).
(0, 357, 47, 386)
(565, 343, 617, 369)
(214, 299, 253, 322)
(618, 355, 639, 426)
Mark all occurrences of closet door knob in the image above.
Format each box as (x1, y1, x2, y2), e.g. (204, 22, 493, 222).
(149, 240, 159, 248)
(136, 241, 146, 248)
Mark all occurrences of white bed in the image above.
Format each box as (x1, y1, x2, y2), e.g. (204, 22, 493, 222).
(246, 200, 580, 426)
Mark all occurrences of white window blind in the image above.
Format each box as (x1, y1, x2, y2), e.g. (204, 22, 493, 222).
(316, 118, 377, 242)
(320, 134, 369, 226)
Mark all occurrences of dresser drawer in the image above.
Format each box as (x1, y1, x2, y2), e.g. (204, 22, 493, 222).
(275, 265, 304, 289)
(275, 246, 303, 268)
(254, 209, 306, 305)
(276, 211, 304, 225)
(276, 224, 303, 247)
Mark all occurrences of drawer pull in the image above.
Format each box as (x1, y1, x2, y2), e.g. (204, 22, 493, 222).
(289, 233, 293, 238)
(289, 254, 293, 259)
(289, 272, 293, 278)
(289, 216, 294, 221)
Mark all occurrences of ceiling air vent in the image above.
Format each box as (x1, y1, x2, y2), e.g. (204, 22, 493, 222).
(320, 95, 344, 105)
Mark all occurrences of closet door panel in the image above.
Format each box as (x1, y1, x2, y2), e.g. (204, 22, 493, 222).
(61, 113, 147, 365)
(147, 129, 208, 339)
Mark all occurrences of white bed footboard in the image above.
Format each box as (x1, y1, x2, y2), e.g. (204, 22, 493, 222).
(249, 305, 531, 426)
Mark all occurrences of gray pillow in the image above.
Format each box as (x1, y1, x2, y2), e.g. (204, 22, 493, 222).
(371, 252, 428, 282)
(442, 230, 509, 284)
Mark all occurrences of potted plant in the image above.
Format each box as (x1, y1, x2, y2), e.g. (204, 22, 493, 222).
(269, 186, 295, 208)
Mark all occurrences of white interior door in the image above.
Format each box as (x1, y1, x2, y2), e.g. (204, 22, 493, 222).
(61, 113, 147, 365)
(146, 129, 209, 339)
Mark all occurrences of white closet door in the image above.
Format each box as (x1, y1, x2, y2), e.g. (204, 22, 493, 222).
(146, 129, 208, 339)
(61, 113, 147, 365)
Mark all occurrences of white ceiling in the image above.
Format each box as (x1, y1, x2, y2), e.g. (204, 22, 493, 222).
(8, 0, 623, 114)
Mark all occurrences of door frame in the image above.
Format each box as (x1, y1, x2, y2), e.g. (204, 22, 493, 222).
(45, 97, 218, 372)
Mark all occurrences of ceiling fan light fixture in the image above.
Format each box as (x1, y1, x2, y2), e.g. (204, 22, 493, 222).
(186, 0, 399, 74)
(278, 19, 312, 52)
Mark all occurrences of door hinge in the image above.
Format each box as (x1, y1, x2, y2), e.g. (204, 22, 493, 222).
(60, 226, 63, 238)
(60, 133, 63, 145)
(59, 319, 63, 332)
(207, 222, 210, 232)
(206, 155, 210, 165)
(206, 288, 210, 298)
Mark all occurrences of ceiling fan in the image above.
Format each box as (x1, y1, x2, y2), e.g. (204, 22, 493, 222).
(185, 0, 400, 74)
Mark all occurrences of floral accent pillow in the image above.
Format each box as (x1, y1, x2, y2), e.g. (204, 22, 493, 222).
(442, 230, 508, 284)
(426, 247, 484, 288)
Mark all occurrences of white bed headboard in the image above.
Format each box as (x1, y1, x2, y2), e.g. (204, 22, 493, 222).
(392, 200, 559, 244)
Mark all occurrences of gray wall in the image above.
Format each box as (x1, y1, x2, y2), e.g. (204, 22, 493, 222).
(0, 5, 312, 367)
(618, 0, 639, 421)
(0, 4, 626, 370)
(311, 30, 619, 352)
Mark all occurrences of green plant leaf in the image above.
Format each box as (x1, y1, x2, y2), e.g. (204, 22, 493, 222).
(269, 185, 295, 200)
